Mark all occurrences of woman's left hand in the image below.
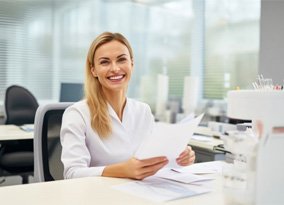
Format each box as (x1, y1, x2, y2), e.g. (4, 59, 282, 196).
(176, 146, 195, 166)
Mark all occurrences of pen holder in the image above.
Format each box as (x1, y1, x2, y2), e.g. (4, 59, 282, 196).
(222, 130, 258, 205)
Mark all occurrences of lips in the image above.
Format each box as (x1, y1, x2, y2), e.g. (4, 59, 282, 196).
(107, 74, 125, 81)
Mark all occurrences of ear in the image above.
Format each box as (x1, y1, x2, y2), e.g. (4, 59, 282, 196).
(91, 67, 98, 78)
(131, 59, 134, 70)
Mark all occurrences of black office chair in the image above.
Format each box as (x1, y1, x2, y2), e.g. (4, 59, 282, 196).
(34, 102, 73, 182)
(0, 85, 38, 184)
(4, 85, 39, 125)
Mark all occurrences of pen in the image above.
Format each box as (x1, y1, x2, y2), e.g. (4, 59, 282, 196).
(170, 168, 181, 173)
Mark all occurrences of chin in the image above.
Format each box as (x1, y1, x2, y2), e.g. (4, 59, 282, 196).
(105, 84, 127, 92)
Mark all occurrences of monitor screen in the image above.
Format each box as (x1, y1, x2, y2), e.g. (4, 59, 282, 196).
(59, 83, 83, 102)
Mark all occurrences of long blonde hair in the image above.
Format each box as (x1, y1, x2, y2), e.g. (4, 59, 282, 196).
(84, 32, 133, 138)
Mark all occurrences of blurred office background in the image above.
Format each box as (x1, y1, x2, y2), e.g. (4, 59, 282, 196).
(0, 0, 260, 118)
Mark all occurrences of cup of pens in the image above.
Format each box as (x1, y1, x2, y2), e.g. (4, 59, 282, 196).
(252, 75, 283, 90)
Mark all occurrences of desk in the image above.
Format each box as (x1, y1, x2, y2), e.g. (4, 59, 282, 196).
(0, 107, 5, 124)
(0, 124, 224, 152)
(0, 175, 225, 205)
(0, 125, 33, 141)
(0, 124, 225, 162)
(0, 125, 34, 185)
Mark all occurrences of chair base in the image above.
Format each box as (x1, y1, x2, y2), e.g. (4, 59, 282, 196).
(0, 168, 33, 184)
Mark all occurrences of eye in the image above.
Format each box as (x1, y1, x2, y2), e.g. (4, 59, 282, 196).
(117, 57, 127, 63)
(100, 60, 109, 65)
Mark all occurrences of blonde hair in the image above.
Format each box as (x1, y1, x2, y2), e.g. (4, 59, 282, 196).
(84, 32, 133, 138)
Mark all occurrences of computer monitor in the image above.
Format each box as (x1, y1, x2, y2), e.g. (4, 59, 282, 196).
(59, 83, 83, 102)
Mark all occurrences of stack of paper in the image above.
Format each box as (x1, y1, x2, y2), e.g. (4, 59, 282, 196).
(112, 176, 210, 202)
(172, 161, 224, 174)
(155, 168, 214, 184)
(19, 124, 34, 132)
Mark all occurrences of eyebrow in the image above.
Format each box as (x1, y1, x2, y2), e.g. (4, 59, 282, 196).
(117, 54, 127, 58)
(98, 54, 127, 61)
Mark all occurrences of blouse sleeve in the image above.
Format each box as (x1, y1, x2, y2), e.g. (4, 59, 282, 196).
(60, 106, 105, 179)
(145, 103, 155, 131)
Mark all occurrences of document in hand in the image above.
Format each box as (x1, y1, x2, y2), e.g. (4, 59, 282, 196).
(135, 114, 204, 167)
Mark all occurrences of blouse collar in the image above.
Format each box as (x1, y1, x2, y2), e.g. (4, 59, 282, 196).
(107, 98, 128, 122)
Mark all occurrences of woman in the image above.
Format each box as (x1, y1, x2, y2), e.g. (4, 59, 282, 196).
(60, 32, 195, 180)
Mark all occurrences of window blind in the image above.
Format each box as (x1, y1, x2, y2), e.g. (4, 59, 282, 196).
(0, 0, 260, 109)
(0, 1, 53, 101)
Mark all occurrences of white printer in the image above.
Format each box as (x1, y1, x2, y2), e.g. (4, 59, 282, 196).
(227, 90, 284, 205)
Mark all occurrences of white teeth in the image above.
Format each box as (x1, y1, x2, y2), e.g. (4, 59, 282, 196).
(109, 75, 124, 80)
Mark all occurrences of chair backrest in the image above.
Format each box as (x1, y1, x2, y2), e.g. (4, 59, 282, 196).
(33, 102, 73, 182)
(5, 85, 39, 125)
(59, 83, 84, 102)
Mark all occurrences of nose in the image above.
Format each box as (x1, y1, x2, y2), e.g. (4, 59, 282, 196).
(110, 62, 120, 72)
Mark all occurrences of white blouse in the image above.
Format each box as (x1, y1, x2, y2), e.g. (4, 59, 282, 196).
(60, 98, 154, 179)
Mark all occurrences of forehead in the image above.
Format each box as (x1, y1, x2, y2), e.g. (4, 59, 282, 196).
(95, 40, 130, 59)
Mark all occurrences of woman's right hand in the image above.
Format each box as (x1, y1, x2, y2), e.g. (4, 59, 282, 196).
(102, 156, 168, 180)
(123, 156, 168, 180)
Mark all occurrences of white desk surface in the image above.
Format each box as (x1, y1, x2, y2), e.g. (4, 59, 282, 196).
(0, 175, 225, 205)
(0, 125, 33, 141)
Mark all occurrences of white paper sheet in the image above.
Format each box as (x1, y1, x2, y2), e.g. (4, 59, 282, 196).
(112, 176, 210, 202)
(135, 114, 204, 167)
(178, 112, 195, 123)
(172, 161, 225, 174)
(155, 168, 214, 184)
(19, 124, 34, 132)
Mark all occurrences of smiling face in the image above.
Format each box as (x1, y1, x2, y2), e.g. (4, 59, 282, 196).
(91, 40, 133, 94)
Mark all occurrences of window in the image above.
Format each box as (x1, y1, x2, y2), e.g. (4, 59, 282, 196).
(0, 1, 53, 100)
(204, 0, 260, 99)
(0, 0, 260, 113)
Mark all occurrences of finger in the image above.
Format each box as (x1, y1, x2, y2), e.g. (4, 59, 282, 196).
(177, 151, 195, 166)
(177, 148, 192, 160)
(177, 157, 194, 166)
(178, 150, 189, 159)
(142, 159, 168, 174)
(179, 146, 190, 157)
(179, 145, 193, 158)
(139, 161, 168, 179)
(135, 171, 156, 180)
(140, 156, 168, 166)
(189, 150, 195, 158)
(176, 155, 190, 164)
(184, 150, 195, 163)
(178, 160, 191, 166)
(188, 146, 192, 152)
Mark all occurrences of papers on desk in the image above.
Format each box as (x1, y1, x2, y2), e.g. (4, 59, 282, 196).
(19, 124, 34, 132)
(135, 114, 204, 167)
(112, 176, 210, 202)
(112, 161, 224, 202)
(155, 168, 214, 184)
(172, 161, 225, 174)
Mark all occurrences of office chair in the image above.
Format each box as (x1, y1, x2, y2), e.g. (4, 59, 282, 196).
(4, 85, 39, 125)
(0, 85, 38, 184)
(34, 102, 73, 182)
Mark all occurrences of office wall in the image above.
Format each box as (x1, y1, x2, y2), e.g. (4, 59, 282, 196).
(259, 0, 284, 84)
